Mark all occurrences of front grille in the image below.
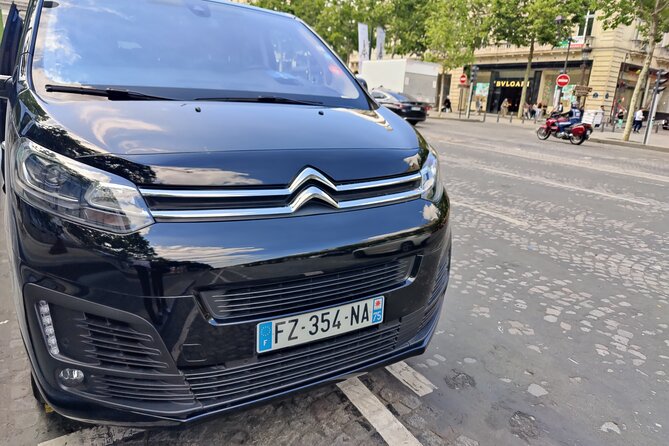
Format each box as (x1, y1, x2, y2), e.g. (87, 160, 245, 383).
(200, 257, 414, 324)
(184, 323, 401, 406)
(139, 168, 422, 221)
(76, 314, 170, 371)
(88, 375, 194, 403)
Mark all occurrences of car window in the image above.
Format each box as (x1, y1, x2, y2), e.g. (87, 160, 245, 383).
(31, 0, 368, 109)
(386, 91, 417, 102)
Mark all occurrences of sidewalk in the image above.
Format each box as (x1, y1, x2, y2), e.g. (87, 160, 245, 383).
(428, 111, 669, 152)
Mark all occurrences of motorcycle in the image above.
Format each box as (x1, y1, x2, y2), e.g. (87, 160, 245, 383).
(536, 113, 593, 145)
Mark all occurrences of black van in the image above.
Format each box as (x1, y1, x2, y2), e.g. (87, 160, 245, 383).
(0, 0, 451, 425)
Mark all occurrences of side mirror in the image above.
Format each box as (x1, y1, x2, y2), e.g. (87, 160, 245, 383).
(0, 75, 11, 99)
(356, 76, 368, 91)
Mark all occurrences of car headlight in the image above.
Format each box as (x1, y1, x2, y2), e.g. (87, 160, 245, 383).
(420, 149, 442, 199)
(13, 139, 154, 234)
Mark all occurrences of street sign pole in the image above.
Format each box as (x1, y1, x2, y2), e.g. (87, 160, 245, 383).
(643, 70, 668, 145)
(465, 84, 474, 119)
(642, 89, 658, 145)
(555, 74, 571, 111)
(465, 66, 479, 120)
(458, 86, 464, 119)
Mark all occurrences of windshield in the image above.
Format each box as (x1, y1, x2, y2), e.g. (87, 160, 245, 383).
(32, 0, 368, 108)
(386, 91, 418, 102)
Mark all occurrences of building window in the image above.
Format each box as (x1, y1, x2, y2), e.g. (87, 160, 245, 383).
(577, 11, 595, 38)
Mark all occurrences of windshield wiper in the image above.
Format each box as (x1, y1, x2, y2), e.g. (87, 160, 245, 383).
(194, 96, 323, 106)
(45, 84, 175, 101)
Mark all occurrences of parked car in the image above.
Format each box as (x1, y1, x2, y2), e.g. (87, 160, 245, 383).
(662, 119, 669, 130)
(370, 89, 429, 125)
(0, 0, 451, 426)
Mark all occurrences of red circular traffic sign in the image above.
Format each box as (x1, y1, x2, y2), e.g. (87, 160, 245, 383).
(459, 74, 468, 85)
(556, 73, 570, 88)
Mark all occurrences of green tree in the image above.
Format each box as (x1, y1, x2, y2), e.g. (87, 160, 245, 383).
(253, 0, 429, 64)
(487, 0, 590, 118)
(425, 0, 489, 116)
(385, 0, 430, 57)
(599, 0, 669, 141)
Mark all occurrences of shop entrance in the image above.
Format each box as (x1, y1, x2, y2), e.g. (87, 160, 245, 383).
(498, 86, 524, 113)
(488, 77, 537, 113)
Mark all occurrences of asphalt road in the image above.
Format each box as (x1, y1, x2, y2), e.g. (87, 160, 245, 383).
(1, 118, 668, 446)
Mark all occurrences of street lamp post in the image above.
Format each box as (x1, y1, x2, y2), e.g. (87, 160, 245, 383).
(580, 43, 592, 85)
(579, 42, 593, 108)
(555, 15, 572, 110)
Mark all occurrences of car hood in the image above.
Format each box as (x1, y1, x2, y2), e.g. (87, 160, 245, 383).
(20, 92, 426, 186)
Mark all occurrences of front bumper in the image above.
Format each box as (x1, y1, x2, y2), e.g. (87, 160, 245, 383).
(10, 194, 451, 426)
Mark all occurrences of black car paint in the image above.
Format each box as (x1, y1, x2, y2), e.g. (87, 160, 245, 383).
(2, 1, 451, 426)
(371, 89, 429, 125)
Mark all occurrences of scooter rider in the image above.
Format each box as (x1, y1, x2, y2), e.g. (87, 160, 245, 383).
(557, 102, 582, 137)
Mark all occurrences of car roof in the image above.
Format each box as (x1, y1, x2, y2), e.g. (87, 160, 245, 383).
(202, 0, 296, 19)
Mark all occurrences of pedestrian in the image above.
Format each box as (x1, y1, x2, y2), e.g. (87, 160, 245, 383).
(501, 98, 509, 117)
(632, 108, 644, 133)
(476, 97, 482, 115)
(442, 95, 452, 113)
(597, 105, 605, 128)
(535, 102, 543, 119)
(617, 107, 625, 129)
(523, 102, 530, 119)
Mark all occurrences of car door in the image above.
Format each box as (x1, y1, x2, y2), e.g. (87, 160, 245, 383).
(0, 4, 23, 190)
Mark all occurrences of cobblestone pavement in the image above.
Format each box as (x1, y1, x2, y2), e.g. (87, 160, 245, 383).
(1, 118, 667, 445)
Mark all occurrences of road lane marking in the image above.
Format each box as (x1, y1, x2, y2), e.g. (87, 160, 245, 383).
(438, 139, 669, 184)
(385, 361, 437, 396)
(38, 427, 143, 446)
(450, 160, 651, 206)
(450, 200, 530, 227)
(337, 377, 422, 446)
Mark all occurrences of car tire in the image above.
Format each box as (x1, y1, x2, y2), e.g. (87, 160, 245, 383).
(408, 120, 418, 126)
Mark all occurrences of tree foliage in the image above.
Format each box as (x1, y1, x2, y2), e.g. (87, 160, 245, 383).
(385, 1, 430, 57)
(253, 0, 430, 61)
(597, 0, 669, 141)
(424, 0, 489, 70)
(598, 0, 669, 42)
(488, 0, 589, 48)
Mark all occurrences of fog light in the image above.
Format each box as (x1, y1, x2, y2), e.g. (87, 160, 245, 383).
(58, 368, 85, 387)
(38, 300, 59, 356)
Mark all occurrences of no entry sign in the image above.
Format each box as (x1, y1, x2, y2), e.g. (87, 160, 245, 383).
(459, 74, 468, 85)
(556, 73, 570, 88)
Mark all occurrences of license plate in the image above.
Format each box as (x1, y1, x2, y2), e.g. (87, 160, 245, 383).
(411, 106, 422, 111)
(256, 296, 384, 353)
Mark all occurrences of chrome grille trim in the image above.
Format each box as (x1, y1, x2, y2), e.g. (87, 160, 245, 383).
(149, 187, 422, 220)
(139, 169, 421, 199)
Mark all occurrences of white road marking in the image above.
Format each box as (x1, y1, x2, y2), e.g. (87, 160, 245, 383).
(439, 139, 669, 184)
(337, 377, 422, 446)
(450, 160, 651, 206)
(38, 427, 143, 446)
(450, 200, 530, 227)
(385, 361, 437, 396)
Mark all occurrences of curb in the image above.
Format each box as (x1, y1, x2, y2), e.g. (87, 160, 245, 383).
(588, 137, 669, 154)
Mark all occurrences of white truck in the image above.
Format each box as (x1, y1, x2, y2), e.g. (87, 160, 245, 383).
(359, 59, 440, 105)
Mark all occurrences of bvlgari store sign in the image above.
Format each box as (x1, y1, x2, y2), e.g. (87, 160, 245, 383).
(494, 79, 531, 88)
